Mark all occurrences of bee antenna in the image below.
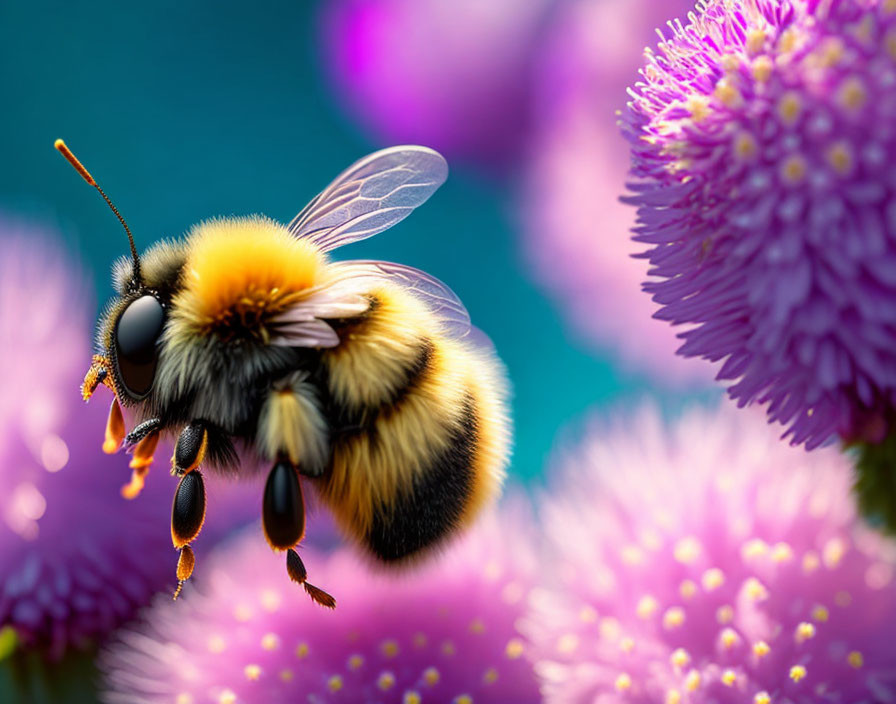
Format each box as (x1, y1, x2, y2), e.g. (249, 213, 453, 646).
(54, 139, 142, 284)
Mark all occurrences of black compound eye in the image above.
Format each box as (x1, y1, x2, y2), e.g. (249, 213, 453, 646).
(115, 294, 165, 398)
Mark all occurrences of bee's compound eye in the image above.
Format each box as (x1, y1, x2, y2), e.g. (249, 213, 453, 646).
(115, 295, 165, 398)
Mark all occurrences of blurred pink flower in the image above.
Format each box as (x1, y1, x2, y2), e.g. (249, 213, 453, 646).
(522, 0, 707, 385)
(0, 221, 257, 658)
(525, 405, 896, 702)
(101, 502, 540, 703)
(320, 0, 553, 168)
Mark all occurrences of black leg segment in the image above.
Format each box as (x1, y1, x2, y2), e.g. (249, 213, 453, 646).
(171, 470, 206, 549)
(262, 461, 305, 550)
(173, 421, 208, 476)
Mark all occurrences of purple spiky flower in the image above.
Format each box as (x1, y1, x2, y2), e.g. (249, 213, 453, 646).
(100, 504, 541, 704)
(622, 0, 896, 447)
(524, 405, 896, 702)
(0, 222, 256, 658)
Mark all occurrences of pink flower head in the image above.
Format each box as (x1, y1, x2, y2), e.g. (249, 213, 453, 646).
(320, 0, 552, 168)
(101, 504, 540, 704)
(523, 0, 708, 385)
(0, 222, 256, 658)
(622, 0, 896, 446)
(525, 405, 896, 702)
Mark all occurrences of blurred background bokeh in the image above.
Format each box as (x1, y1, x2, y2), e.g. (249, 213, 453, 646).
(0, 1, 718, 700)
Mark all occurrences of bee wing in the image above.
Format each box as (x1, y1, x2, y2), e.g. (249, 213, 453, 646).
(340, 259, 472, 339)
(288, 146, 449, 253)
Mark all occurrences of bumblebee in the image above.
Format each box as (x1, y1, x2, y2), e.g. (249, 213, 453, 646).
(55, 140, 510, 606)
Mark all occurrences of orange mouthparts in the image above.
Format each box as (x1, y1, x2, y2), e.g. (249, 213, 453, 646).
(81, 355, 115, 402)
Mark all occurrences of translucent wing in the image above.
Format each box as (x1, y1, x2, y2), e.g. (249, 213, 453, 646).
(288, 146, 449, 253)
(341, 259, 472, 339)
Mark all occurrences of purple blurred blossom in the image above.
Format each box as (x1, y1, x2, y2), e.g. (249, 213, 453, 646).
(100, 502, 540, 703)
(320, 0, 553, 169)
(0, 222, 257, 658)
(621, 0, 896, 446)
(525, 405, 896, 702)
(522, 0, 708, 385)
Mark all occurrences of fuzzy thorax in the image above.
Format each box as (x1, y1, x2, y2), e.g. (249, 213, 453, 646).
(173, 216, 325, 340)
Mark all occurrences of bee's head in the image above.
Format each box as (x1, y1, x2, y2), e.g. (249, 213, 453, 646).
(54, 139, 186, 406)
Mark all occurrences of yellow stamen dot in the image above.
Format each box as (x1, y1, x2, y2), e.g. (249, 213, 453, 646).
(557, 633, 579, 654)
(744, 577, 770, 601)
(455, 696, 473, 704)
(233, 604, 253, 622)
(218, 692, 236, 704)
(404, 692, 422, 704)
(176, 695, 193, 704)
(685, 670, 701, 692)
(795, 622, 816, 644)
(663, 607, 686, 630)
(812, 605, 829, 622)
(621, 545, 644, 565)
(295, 643, 309, 659)
(666, 690, 682, 704)
(754, 692, 771, 704)
(670, 648, 690, 668)
(381, 639, 400, 658)
(637, 595, 660, 619)
(803, 552, 820, 573)
(674, 537, 702, 564)
(752, 55, 774, 81)
(483, 667, 499, 685)
(721, 53, 741, 71)
(600, 617, 622, 640)
(722, 669, 737, 686)
(377, 671, 396, 691)
(720, 627, 741, 649)
(702, 568, 725, 591)
(887, 30, 896, 60)
(753, 641, 771, 658)
(244, 664, 261, 680)
(328, 675, 343, 692)
(469, 619, 485, 635)
(260, 589, 280, 612)
(717, 605, 734, 624)
(837, 76, 867, 111)
(777, 92, 802, 125)
(679, 580, 698, 599)
(714, 79, 743, 107)
(279, 669, 293, 682)
(780, 155, 807, 184)
(207, 635, 227, 654)
(778, 27, 800, 52)
(615, 673, 632, 692)
(348, 654, 364, 671)
(441, 640, 456, 656)
(824, 538, 847, 568)
(746, 28, 767, 54)
(579, 606, 598, 623)
(742, 539, 769, 560)
(424, 667, 440, 686)
(261, 633, 279, 651)
(815, 37, 845, 67)
(835, 590, 852, 607)
(789, 665, 807, 682)
(771, 543, 794, 563)
(413, 633, 427, 648)
(620, 637, 635, 653)
(848, 651, 864, 668)
(505, 639, 525, 659)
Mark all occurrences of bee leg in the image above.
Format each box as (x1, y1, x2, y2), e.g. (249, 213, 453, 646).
(262, 460, 336, 608)
(121, 429, 160, 500)
(172, 421, 208, 477)
(102, 398, 126, 454)
(171, 469, 206, 600)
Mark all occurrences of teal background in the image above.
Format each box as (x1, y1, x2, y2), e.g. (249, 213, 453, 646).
(0, 0, 676, 485)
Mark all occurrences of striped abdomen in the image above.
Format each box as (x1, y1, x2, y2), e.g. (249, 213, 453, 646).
(316, 283, 510, 562)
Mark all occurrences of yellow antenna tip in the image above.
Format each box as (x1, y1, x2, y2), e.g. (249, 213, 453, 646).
(54, 138, 96, 186)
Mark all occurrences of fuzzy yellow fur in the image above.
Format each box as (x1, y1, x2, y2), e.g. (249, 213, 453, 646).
(316, 283, 511, 548)
(173, 216, 324, 334)
(258, 373, 329, 472)
(323, 284, 437, 409)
